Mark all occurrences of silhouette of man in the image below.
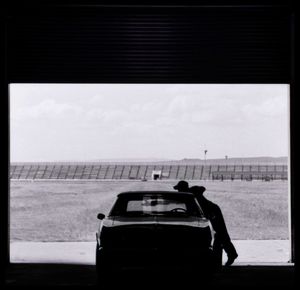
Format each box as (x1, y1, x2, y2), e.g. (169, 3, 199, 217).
(173, 180, 190, 192)
(173, 181, 238, 267)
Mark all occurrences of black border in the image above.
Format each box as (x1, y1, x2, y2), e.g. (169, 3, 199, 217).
(1, 0, 296, 286)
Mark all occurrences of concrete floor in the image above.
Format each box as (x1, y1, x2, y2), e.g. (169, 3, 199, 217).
(10, 240, 291, 265)
(6, 240, 294, 287)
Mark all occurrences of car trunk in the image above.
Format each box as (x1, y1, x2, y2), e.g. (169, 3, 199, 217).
(100, 216, 214, 268)
(101, 216, 212, 249)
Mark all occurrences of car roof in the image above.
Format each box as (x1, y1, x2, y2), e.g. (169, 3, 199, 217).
(117, 191, 194, 197)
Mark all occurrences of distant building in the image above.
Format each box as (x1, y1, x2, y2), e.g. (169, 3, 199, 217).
(151, 170, 162, 180)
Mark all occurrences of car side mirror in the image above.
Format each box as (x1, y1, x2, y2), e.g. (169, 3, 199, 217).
(97, 213, 105, 220)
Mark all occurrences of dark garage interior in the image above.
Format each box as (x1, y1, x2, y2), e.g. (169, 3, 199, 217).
(1, 0, 296, 288)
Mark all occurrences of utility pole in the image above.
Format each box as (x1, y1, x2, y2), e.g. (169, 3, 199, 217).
(203, 149, 208, 181)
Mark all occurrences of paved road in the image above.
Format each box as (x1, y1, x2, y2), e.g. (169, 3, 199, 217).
(10, 240, 290, 265)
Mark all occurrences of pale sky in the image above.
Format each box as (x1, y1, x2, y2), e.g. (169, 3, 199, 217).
(10, 84, 289, 162)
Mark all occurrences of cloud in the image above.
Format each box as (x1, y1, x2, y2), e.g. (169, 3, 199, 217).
(12, 99, 83, 121)
(10, 84, 289, 161)
(87, 108, 130, 123)
(164, 94, 245, 126)
(166, 95, 189, 114)
(242, 96, 288, 119)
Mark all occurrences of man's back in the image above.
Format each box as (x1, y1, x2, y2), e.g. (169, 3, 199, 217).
(190, 186, 238, 267)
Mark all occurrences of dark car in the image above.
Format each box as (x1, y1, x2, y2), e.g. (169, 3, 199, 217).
(96, 191, 216, 277)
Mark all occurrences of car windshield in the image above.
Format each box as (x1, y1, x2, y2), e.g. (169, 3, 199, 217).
(110, 194, 201, 217)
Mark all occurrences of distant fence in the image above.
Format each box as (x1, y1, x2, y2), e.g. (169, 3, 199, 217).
(10, 163, 288, 181)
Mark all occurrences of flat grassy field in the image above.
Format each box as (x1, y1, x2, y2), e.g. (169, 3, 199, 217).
(10, 180, 289, 242)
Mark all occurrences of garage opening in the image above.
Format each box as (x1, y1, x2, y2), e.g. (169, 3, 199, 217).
(9, 83, 290, 265)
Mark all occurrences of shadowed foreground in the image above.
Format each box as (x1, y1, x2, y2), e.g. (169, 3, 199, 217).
(5, 263, 295, 288)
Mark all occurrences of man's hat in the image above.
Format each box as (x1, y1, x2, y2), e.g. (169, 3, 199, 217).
(173, 180, 189, 190)
(189, 185, 206, 194)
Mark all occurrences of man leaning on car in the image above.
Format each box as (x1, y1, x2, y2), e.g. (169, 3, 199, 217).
(173, 180, 238, 268)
